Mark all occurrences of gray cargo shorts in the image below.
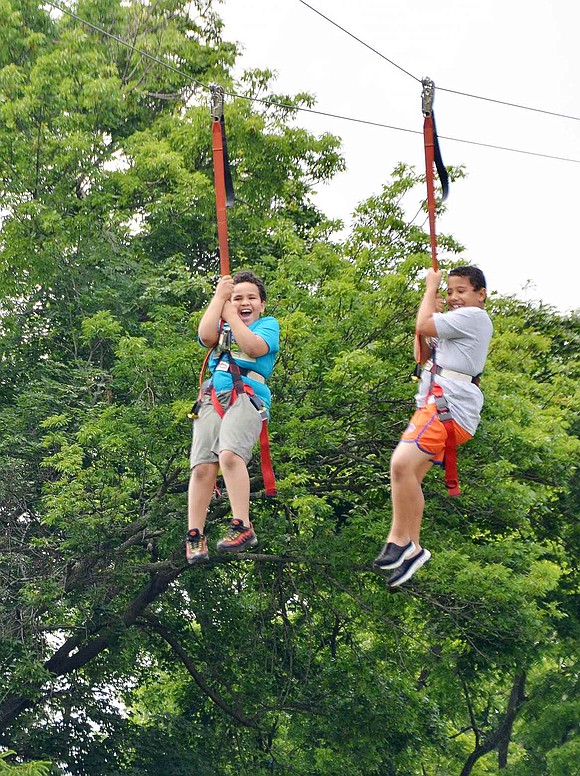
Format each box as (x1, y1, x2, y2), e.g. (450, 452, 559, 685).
(189, 391, 263, 468)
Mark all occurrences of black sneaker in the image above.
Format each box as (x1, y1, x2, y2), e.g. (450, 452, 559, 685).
(374, 540, 416, 570)
(216, 518, 258, 552)
(386, 549, 431, 588)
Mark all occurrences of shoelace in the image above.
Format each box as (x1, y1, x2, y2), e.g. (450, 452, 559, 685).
(187, 533, 205, 550)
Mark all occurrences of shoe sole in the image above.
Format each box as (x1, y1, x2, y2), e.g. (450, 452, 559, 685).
(374, 541, 416, 570)
(216, 535, 258, 553)
(387, 550, 431, 588)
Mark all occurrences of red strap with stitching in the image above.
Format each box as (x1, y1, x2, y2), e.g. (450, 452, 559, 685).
(430, 383, 461, 497)
(209, 383, 277, 496)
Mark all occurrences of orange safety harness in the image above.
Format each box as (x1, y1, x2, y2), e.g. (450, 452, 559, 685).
(188, 84, 277, 496)
(417, 79, 461, 496)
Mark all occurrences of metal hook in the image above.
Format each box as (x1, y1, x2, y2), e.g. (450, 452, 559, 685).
(421, 77, 435, 116)
(209, 83, 224, 120)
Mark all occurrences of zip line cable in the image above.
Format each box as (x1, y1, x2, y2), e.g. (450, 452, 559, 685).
(44, 1, 580, 164)
(45, 0, 207, 88)
(438, 85, 580, 121)
(297, 0, 580, 123)
(296, 0, 421, 84)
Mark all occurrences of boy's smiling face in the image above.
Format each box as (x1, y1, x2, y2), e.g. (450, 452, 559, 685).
(231, 281, 265, 325)
(446, 275, 486, 310)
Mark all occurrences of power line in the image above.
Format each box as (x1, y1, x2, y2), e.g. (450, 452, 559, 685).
(44, 1, 580, 164)
(297, 0, 580, 123)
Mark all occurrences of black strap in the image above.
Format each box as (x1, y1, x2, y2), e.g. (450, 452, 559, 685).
(210, 351, 246, 396)
(220, 116, 235, 208)
(431, 113, 449, 203)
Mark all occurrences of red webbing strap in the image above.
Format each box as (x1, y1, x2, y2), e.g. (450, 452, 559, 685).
(212, 117, 230, 276)
(414, 79, 449, 381)
(413, 113, 437, 370)
(443, 422, 459, 496)
(430, 383, 461, 497)
(209, 385, 227, 418)
(259, 422, 277, 496)
(423, 113, 438, 272)
(414, 93, 439, 374)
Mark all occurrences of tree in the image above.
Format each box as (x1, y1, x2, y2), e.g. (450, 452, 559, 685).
(0, 751, 51, 776)
(0, 2, 578, 774)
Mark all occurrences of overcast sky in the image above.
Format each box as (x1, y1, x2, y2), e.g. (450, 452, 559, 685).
(219, 0, 579, 313)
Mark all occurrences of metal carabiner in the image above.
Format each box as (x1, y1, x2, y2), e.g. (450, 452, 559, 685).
(209, 83, 224, 121)
(421, 77, 435, 117)
(217, 324, 232, 354)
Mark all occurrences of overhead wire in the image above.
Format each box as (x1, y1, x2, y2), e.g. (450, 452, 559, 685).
(44, 1, 580, 164)
(297, 0, 580, 123)
(296, 0, 421, 84)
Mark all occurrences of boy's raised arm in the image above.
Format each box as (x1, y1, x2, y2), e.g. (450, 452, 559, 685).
(198, 275, 234, 347)
(416, 268, 443, 338)
(221, 301, 269, 358)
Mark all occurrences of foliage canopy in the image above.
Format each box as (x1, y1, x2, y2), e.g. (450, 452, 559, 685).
(0, 2, 578, 774)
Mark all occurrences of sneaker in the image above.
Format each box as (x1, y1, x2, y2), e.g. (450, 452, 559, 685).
(185, 528, 208, 564)
(386, 549, 431, 588)
(216, 518, 258, 552)
(374, 540, 416, 570)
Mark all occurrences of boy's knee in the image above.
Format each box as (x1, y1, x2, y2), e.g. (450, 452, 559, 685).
(191, 463, 216, 483)
(219, 449, 244, 470)
(390, 455, 406, 482)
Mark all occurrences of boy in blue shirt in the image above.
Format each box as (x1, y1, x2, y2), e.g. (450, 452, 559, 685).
(374, 266, 493, 587)
(186, 270, 279, 563)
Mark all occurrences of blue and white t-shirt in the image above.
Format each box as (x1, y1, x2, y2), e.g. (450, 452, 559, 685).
(208, 316, 280, 409)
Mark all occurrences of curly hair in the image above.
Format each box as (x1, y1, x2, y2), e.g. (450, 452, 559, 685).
(233, 270, 267, 301)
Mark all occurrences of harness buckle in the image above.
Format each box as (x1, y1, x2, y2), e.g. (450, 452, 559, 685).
(249, 393, 269, 422)
(411, 362, 423, 382)
(209, 83, 224, 121)
(435, 405, 452, 424)
(187, 400, 201, 420)
(421, 77, 435, 117)
(431, 386, 452, 422)
(216, 325, 232, 354)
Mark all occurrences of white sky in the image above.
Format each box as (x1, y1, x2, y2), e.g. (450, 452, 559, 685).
(219, 0, 579, 313)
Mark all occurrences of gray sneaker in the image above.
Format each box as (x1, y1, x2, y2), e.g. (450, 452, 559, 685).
(387, 549, 431, 587)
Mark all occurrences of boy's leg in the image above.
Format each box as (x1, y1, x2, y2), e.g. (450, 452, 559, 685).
(216, 450, 258, 551)
(186, 462, 218, 564)
(187, 399, 223, 563)
(215, 395, 262, 551)
(187, 462, 220, 533)
(218, 450, 250, 525)
(218, 394, 262, 526)
(388, 440, 433, 551)
(374, 439, 434, 571)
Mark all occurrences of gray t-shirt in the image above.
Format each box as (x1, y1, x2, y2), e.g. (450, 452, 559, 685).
(416, 307, 493, 435)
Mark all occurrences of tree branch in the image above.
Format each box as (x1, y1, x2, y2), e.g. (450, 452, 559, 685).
(140, 615, 260, 729)
(459, 672, 527, 776)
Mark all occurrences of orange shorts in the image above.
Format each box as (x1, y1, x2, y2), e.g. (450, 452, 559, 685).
(401, 400, 472, 463)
